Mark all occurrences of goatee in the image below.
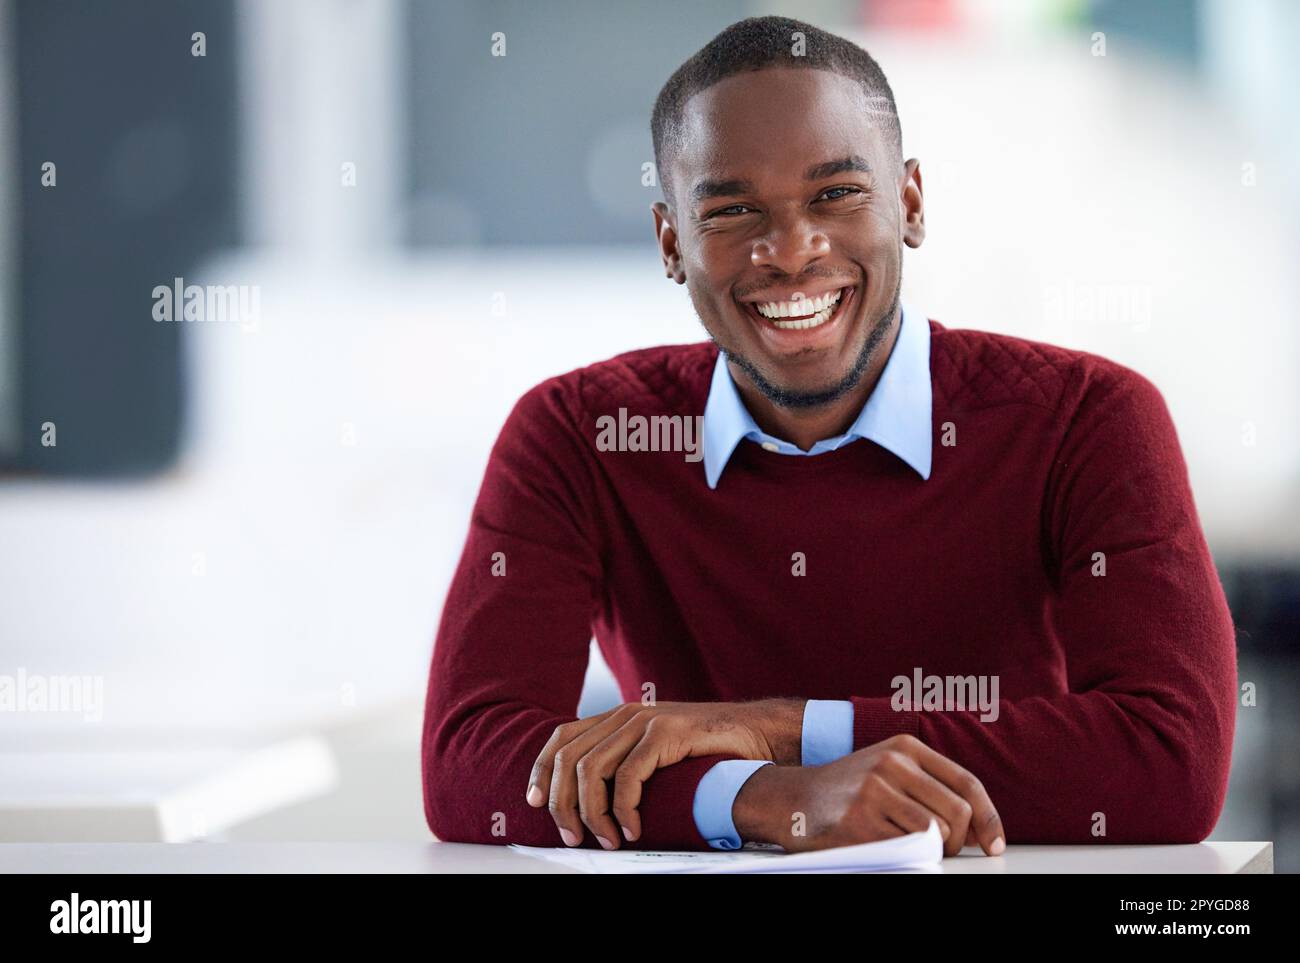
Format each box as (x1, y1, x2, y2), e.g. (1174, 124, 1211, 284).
(710, 275, 902, 411)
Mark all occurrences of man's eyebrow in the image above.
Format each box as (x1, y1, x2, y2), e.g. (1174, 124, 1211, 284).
(804, 154, 872, 180)
(690, 178, 756, 204)
(690, 155, 872, 205)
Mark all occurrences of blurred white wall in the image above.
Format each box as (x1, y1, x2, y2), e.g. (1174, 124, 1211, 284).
(236, 0, 406, 255)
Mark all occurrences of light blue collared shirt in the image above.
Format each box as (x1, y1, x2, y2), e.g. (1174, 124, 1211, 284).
(692, 302, 933, 849)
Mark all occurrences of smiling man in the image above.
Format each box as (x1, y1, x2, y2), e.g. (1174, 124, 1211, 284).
(421, 16, 1237, 856)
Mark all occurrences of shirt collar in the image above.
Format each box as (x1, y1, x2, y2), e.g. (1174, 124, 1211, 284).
(701, 302, 932, 489)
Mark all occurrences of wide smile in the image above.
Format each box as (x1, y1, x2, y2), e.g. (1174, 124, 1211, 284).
(737, 285, 857, 347)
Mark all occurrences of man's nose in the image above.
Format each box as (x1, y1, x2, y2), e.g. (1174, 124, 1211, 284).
(750, 212, 831, 274)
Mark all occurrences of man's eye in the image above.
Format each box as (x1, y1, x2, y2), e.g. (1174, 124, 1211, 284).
(711, 205, 753, 217)
(819, 187, 863, 201)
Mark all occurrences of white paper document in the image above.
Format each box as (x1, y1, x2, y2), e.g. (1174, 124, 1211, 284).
(509, 818, 943, 874)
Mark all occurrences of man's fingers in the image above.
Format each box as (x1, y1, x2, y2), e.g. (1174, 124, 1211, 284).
(527, 704, 626, 805)
(877, 779, 951, 842)
(868, 817, 907, 842)
(610, 738, 662, 843)
(909, 742, 1005, 856)
(527, 714, 602, 806)
(893, 763, 976, 858)
(574, 723, 648, 849)
(544, 705, 644, 846)
(611, 717, 691, 841)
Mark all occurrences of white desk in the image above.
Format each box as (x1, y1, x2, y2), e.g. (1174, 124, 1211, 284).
(0, 840, 1272, 874)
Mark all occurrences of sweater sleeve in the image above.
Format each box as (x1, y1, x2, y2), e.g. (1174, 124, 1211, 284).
(421, 378, 730, 850)
(847, 366, 1237, 844)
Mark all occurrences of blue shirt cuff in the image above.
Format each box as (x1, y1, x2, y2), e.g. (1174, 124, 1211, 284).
(692, 759, 773, 850)
(801, 699, 855, 766)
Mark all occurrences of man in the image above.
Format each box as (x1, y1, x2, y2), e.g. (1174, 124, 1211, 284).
(421, 16, 1236, 856)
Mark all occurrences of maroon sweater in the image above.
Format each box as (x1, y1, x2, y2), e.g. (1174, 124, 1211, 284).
(422, 319, 1237, 850)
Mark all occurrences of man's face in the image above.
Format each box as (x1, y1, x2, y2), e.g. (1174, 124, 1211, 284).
(654, 67, 923, 408)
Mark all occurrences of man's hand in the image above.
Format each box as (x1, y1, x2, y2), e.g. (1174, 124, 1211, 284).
(733, 734, 1006, 857)
(525, 699, 804, 849)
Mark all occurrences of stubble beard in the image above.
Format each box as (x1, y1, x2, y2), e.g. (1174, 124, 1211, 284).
(708, 272, 902, 411)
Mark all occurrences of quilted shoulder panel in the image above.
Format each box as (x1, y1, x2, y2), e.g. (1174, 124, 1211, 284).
(929, 322, 1089, 414)
(576, 342, 717, 419)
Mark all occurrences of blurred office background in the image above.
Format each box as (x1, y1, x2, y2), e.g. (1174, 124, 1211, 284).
(0, 0, 1296, 867)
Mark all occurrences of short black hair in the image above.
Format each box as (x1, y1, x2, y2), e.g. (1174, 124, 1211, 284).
(651, 16, 903, 209)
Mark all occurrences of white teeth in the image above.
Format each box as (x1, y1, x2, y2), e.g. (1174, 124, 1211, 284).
(770, 303, 835, 330)
(756, 288, 843, 319)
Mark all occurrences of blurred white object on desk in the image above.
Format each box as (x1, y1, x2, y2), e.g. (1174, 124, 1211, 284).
(0, 736, 338, 842)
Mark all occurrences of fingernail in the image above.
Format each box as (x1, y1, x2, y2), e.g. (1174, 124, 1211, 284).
(621, 825, 636, 842)
(560, 827, 579, 846)
(526, 785, 544, 806)
(990, 836, 1005, 856)
(596, 836, 614, 850)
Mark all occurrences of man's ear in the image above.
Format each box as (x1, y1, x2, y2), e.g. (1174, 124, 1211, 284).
(900, 158, 925, 250)
(652, 201, 686, 282)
